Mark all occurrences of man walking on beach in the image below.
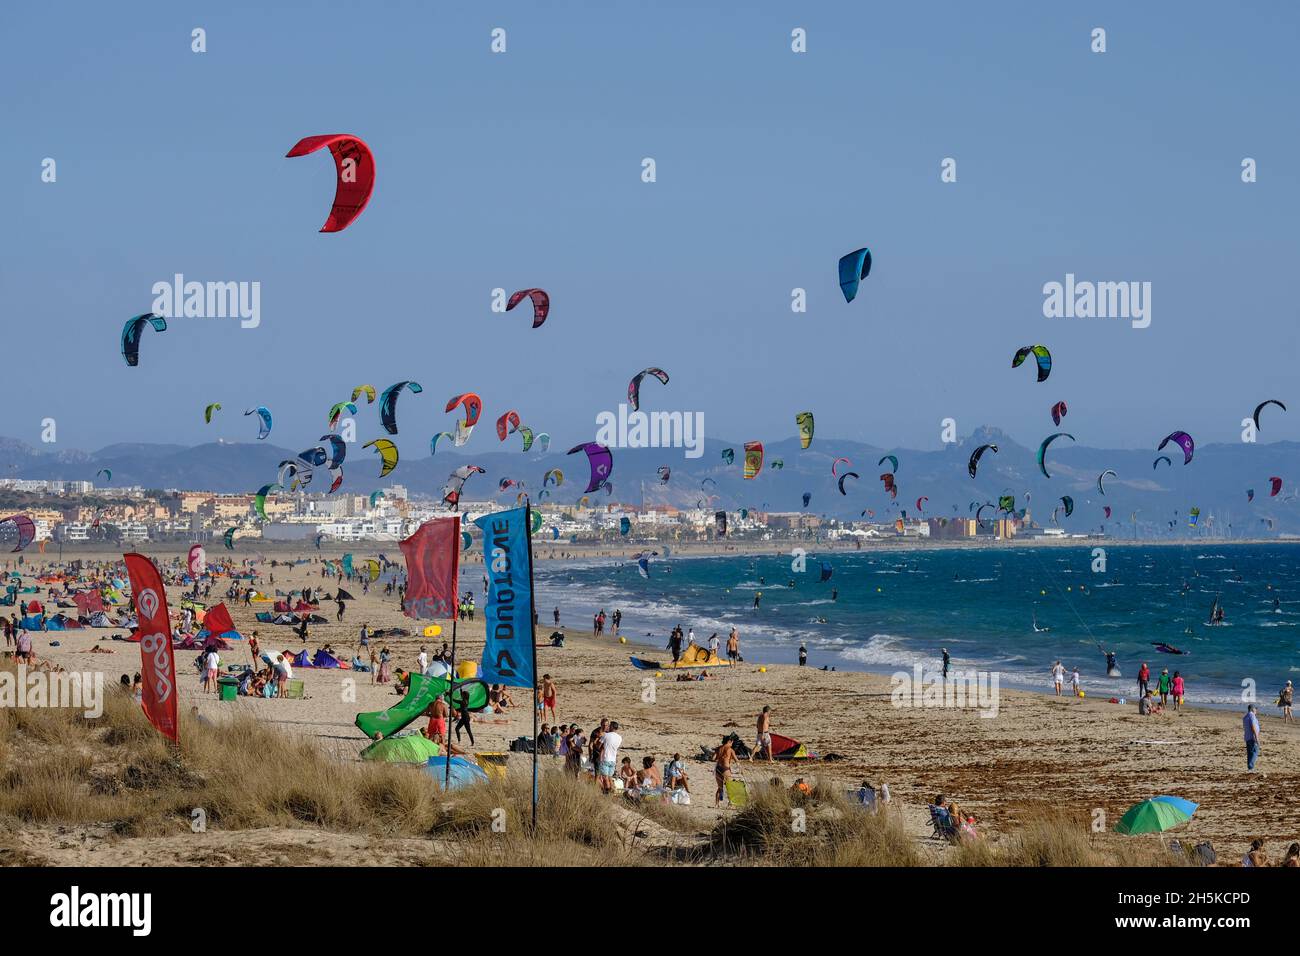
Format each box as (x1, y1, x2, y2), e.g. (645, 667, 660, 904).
(727, 627, 740, 664)
(752, 705, 773, 762)
(1051, 660, 1065, 697)
(1138, 661, 1150, 698)
(541, 673, 558, 722)
(941, 647, 950, 680)
(1243, 704, 1262, 771)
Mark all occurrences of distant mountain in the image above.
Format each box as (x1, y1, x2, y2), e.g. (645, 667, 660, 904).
(3, 431, 1298, 535)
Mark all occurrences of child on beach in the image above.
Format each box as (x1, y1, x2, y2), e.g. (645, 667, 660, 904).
(1070, 667, 1081, 698)
(1172, 672, 1185, 710)
(541, 673, 557, 722)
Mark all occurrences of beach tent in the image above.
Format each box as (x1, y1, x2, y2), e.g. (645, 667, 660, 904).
(19, 614, 43, 630)
(424, 755, 489, 790)
(26, 600, 41, 614)
(291, 650, 312, 668)
(255, 612, 275, 623)
(361, 735, 440, 763)
(311, 649, 342, 668)
(769, 733, 813, 760)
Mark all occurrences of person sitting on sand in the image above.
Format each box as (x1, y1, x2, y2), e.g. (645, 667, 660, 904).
(1282, 843, 1300, 867)
(665, 753, 690, 793)
(791, 778, 812, 799)
(618, 755, 638, 791)
(637, 755, 662, 792)
(1243, 839, 1268, 867)
(88, 644, 113, 654)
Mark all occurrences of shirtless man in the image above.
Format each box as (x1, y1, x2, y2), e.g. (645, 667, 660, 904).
(714, 736, 738, 806)
(751, 705, 773, 762)
(541, 673, 558, 722)
(425, 695, 448, 746)
(726, 627, 739, 663)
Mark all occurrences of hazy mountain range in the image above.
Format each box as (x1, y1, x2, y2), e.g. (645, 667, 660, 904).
(3, 429, 1299, 535)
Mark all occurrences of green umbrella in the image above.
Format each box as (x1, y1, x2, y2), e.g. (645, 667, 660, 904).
(1114, 798, 1195, 835)
(360, 735, 441, 764)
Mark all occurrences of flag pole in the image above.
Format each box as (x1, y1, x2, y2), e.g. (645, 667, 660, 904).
(446, 514, 460, 793)
(526, 500, 539, 834)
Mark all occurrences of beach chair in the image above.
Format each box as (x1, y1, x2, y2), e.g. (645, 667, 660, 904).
(282, 679, 306, 700)
(724, 779, 749, 808)
(928, 804, 959, 842)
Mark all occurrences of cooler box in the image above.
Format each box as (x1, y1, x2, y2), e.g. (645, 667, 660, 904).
(217, 676, 239, 702)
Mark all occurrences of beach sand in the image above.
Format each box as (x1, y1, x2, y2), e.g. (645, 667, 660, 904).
(11, 545, 1300, 865)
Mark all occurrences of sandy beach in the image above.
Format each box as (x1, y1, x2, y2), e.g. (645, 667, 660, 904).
(5, 545, 1299, 867)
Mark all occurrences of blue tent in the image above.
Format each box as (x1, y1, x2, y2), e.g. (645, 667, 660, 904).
(19, 615, 43, 630)
(312, 649, 342, 668)
(424, 756, 489, 791)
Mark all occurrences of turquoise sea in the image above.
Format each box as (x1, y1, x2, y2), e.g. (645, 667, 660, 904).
(534, 543, 1300, 706)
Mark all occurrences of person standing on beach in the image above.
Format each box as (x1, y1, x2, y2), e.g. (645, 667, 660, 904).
(1138, 662, 1151, 698)
(452, 688, 475, 746)
(1051, 661, 1065, 697)
(1171, 671, 1185, 710)
(798, 642, 807, 667)
(248, 631, 261, 670)
(336, 595, 345, 622)
(541, 673, 558, 722)
(1279, 680, 1294, 722)
(752, 705, 773, 762)
(714, 736, 737, 806)
(1070, 667, 1081, 698)
(598, 721, 622, 795)
(667, 626, 683, 663)
(426, 695, 448, 747)
(941, 648, 950, 680)
(417, 645, 428, 675)
(1157, 668, 1171, 707)
(553, 606, 560, 627)
(1243, 704, 1262, 771)
(707, 632, 720, 657)
(727, 627, 739, 663)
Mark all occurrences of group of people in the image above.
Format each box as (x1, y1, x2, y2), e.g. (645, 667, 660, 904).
(592, 608, 620, 636)
(1136, 662, 1185, 712)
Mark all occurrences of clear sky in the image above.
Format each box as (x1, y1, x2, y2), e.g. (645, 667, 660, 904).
(4, 0, 1298, 457)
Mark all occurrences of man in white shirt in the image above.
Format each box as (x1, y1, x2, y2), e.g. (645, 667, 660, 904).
(598, 721, 623, 794)
(687, 627, 696, 647)
(708, 633, 720, 656)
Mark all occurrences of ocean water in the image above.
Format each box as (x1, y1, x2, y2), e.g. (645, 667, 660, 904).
(534, 544, 1300, 706)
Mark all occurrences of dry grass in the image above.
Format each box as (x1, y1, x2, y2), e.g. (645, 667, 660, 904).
(710, 779, 921, 866)
(947, 809, 1185, 867)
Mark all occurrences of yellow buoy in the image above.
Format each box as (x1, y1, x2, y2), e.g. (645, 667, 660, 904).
(655, 672, 663, 678)
(758, 666, 767, 673)
(619, 636, 626, 644)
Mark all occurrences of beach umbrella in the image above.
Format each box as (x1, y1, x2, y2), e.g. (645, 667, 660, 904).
(360, 735, 441, 764)
(1114, 797, 1196, 835)
(1151, 795, 1199, 817)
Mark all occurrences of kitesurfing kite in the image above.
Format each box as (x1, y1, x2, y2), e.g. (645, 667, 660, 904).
(95, 469, 111, 484)
(1012, 345, 1052, 382)
(627, 368, 669, 411)
(1060, 495, 1074, 517)
(831, 457, 851, 477)
(445, 392, 483, 429)
(1158, 431, 1195, 465)
(496, 410, 521, 441)
(1098, 470, 1117, 495)
(968, 443, 998, 478)
(352, 384, 377, 405)
(743, 441, 764, 480)
(362, 439, 399, 477)
(442, 465, 486, 510)
(838, 247, 872, 303)
(285, 134, 375, 232)
(1253, 399, 1286, 430)
(506, 289, 550, 329)
(1153, 455, 1172, 469)
(0, 515, 35, 552)
(379, 381, 422, 435)
(795, 412, 814, 448)
(878, 455, 898, 474)
(1036, 432, 1075, 478)
(837, 472, 859, 495)
(244, 406, 272, 440)
(1270, 476, 1284, 497)
(120, 314, 166, 367)
(1050, 401, 1068, 426)
(204, 403, 221, 424)
(567, 443, 613, 494)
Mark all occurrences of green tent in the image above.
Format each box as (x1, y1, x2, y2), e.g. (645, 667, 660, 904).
(359, 735, 441, 764)
(1114, 798, 1194, 835)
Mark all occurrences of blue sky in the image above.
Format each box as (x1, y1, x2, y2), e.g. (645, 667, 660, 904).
(4, 0, 1298, 457)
